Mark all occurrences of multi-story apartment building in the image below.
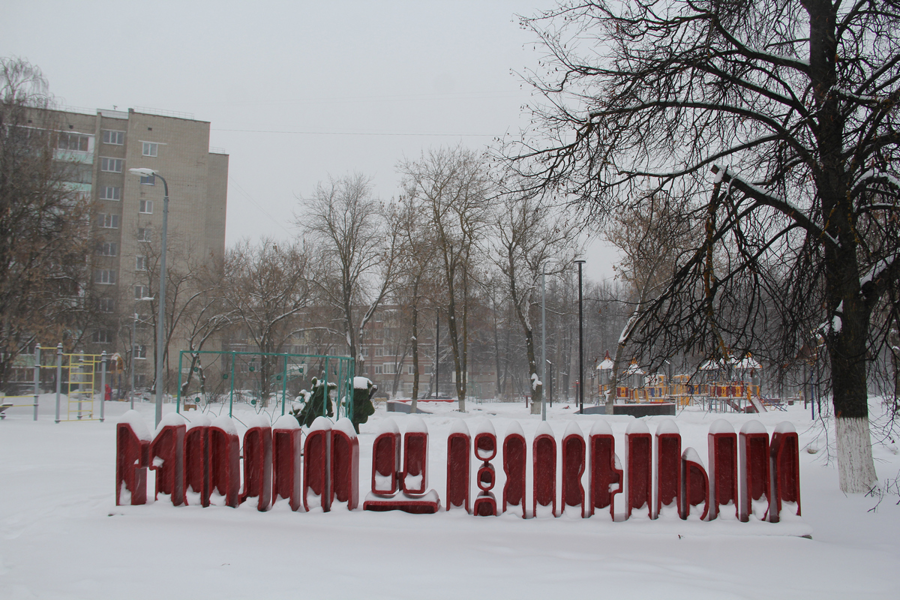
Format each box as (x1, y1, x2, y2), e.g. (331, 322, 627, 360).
(44, 106, 228, 389)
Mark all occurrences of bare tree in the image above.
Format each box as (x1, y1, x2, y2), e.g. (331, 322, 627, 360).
(510, 0, 900, 492)
(0, 57, 96, 386)
(299, 173, 398, 370)
(604, 193, 699, 412)
(391, 192, 441, 411)
(399, 146, 492, 412)
(222, 238, 311, 401)
(492, 184, 581, 413)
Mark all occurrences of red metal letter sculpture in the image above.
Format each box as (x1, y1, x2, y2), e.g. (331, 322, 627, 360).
(209, 416, 240, 508)
(272, 415, 303, 511)
(332, 418, 360, 510)
(625, 420, 652, 519)
(240, 415, 272, 511)
(738, 420, 769, 522)
(116, 411, 151, 506)
(655, 419, 681, 519)
(708, 419, 738, 520)
(473, 421, 498, 516)
(589, 420, 623, 520)
(680, 448, 710, 520)
(364, 418, 440, 513)
(532, 422, 557, 518)
(402, 416, 429, 496)
(502, 421, 527, 518)
(561, 422, 586, 517)
(149, 414, 185, 506)
(184, 415, 211, 507)
(768, 422, 801, 523)
(303, 416, 333, 512)
(446, 420, 471, 512)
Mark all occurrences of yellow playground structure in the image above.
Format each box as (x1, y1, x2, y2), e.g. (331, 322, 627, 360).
(597, 354, 775, 413)
(1, 344, 115, 422)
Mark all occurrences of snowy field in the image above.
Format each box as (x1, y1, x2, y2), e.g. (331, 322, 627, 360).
(2, 395, 900, 599)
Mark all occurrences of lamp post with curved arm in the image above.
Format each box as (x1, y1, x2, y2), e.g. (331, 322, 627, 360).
(129, 168, 169, 427)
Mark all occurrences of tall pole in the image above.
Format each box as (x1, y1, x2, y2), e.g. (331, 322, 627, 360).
(33, 344, 41, 421)
(154, 175, 170, 428)
(576, 259, 585, 414)
(434, 309, 440, 398)
(131, 314, 137, 410)
(541, 270, 547, 421)
(100, 351, 107, 423)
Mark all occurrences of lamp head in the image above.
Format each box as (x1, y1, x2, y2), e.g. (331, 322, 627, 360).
(129, 168, 158, 177)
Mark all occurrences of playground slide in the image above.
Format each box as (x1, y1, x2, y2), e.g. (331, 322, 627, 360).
(748, 395, 766, 413)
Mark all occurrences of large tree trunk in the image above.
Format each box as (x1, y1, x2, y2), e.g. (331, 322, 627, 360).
(830, 306, 878, 492)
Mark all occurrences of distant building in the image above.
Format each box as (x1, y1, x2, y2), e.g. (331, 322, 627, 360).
(40, 106, 228, 390)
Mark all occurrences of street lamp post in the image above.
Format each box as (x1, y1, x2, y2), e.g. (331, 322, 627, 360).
(129, 168, 169, 427)
(541, 269, 547, 421)
(575, 258, 585, 414)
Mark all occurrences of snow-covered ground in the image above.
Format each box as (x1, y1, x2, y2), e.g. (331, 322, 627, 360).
(2, 395, 899, 599)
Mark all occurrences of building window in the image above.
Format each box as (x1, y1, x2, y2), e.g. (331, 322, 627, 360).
(142, 142, 158, 157)
(94, 269, 116, 285)
(57, 132, 90, 152)
(139, 199, 153, 214)
(374, 365, 383, 375)
(96, 242, 117, 256)
(98, 213, 120, 229)
(134, 344, 147, 359)
(134, 285, 151, 300)
(383, 364, 396, 375)
(102, 130, 125, 145)
(135, 255, 148, 271)
(360, 348, 369, 357)
(92, 329, 113, 344)
(137, 228, 152, 242)
(375, 348, 383, 357)
(100, 157, 123, 173)
(408, 364, 415, 375)
(100, 186, 121, 201)
(97, 297, 115, 313)
(140, 175, 155, 186)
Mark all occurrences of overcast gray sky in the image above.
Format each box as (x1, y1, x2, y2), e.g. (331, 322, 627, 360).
(2, 0, 618, 281)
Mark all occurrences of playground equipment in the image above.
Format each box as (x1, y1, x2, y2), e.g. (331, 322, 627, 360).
(2, 344, 112, 422)
(597, 354, 773, 414)
(176, 349, 354, 420)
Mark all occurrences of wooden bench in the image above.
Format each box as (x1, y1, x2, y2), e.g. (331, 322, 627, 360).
(182, 401, 198, 411)
(0, 403, 13, 419)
